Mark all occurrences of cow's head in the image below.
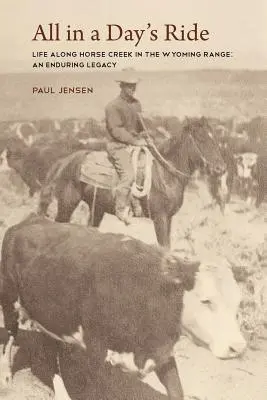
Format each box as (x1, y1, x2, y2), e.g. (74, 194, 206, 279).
(236, 153, 258, 179)
(182, 258, 247, 359)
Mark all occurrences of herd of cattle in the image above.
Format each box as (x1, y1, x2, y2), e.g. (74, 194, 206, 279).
(0, 118, 265, 210)
(0, 117, 265, 400)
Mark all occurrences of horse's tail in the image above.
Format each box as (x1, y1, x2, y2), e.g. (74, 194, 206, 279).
(38, 150, 88, 216)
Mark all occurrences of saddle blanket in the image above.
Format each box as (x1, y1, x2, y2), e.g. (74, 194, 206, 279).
(80, 148, 153, 197)
(80, 151, 115, 189)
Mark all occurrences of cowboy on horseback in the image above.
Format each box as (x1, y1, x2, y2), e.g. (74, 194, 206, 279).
(105, 70, 147, 224)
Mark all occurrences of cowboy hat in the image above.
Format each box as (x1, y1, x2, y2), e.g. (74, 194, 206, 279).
(115, 68, 140, 84)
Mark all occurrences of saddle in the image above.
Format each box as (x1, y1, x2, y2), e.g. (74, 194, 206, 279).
(80, 146, 153, 198)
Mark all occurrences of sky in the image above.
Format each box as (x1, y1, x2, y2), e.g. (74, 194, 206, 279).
(1, 0, 266, 72)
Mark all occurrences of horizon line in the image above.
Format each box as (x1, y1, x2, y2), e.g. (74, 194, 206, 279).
(0, 68, 266, 75)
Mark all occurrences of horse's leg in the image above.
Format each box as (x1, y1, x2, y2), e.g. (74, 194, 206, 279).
(83, 186, 113, 228)
(56, 181, 82, 223)
(83, 186, 105, 227)
(88, 205, 105, 227)
(153, 213, 172, 248)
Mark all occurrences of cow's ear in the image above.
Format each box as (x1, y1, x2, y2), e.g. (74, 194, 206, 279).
(162, 252, 200, 291)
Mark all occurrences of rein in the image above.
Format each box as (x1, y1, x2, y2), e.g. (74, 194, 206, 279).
(144, 135, 191, 179)
(137, 113, 190, 179)
(189, 134, 209, 167)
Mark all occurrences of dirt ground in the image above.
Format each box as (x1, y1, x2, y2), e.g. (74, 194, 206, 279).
(0, 169, 266, 400)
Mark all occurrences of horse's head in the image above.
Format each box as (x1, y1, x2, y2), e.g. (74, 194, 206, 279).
(183, 117, 225, 175)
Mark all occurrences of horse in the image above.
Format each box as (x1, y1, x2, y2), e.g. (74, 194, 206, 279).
(38, 117, 225, 248)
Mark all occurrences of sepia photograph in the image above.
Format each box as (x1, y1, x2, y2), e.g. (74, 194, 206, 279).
(0, 1, 266, 399)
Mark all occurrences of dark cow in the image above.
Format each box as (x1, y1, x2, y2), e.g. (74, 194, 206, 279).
(0, 124, 25, 168)
(207, 141, 237, 213)
(4, 136, 42, 195)
(0, 214, 199, 400)
(5, 137, 107, 197)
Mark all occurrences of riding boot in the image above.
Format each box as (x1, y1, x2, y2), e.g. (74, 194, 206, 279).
(131, 196, 143, 218)
(115, 189, 132, 225)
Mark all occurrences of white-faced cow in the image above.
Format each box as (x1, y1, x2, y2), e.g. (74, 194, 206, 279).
(235, 152, 258, 204)
(207, 140, 237, 213)
(182, 256, 246, 358)
(9, 121, 37, 147)
(0, 215, 246, 399)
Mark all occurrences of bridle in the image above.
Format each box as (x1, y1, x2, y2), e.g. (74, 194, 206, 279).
(139, 112, 219, 179)
(189, 134, 210, 168)
(144, 130, 218, 179)
(189, 130, 223, 173)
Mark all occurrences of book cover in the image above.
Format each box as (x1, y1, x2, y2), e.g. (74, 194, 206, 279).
(0, 1, 266, 399)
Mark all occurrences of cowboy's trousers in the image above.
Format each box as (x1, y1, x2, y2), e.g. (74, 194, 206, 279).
(107, 142, 135, 216)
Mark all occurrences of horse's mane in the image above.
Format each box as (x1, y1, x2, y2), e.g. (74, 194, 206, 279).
(157, 133, 182, 158)
(150, 117, 210, 193)
(156, 117, 210, 157)
(150, 131, 185, 194)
